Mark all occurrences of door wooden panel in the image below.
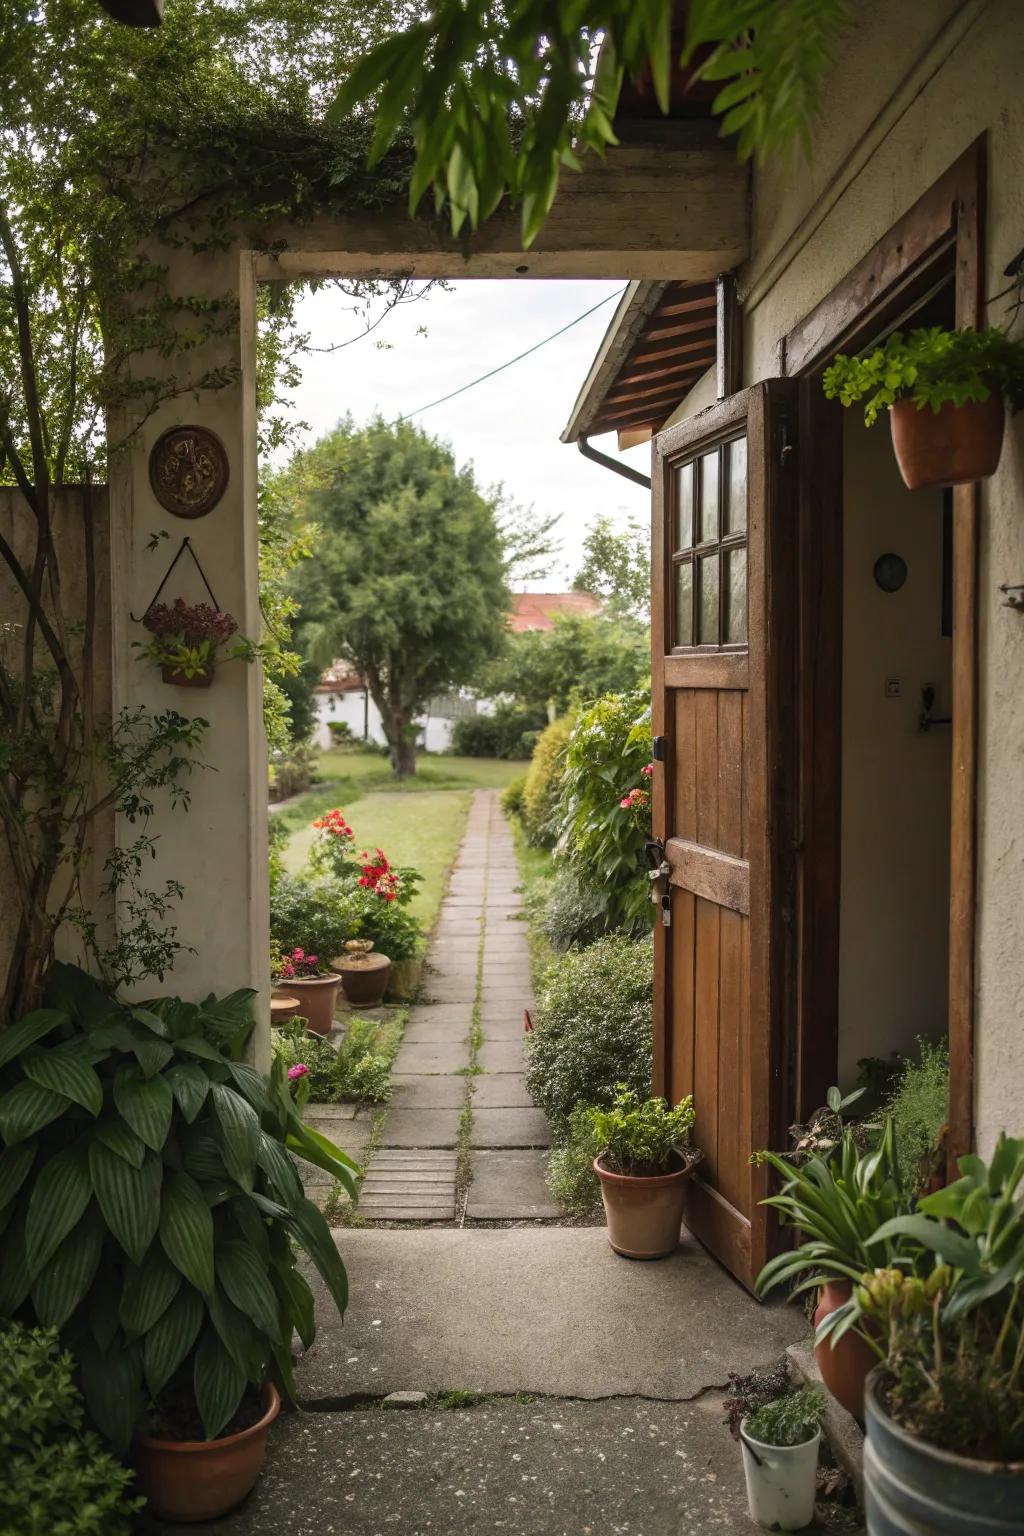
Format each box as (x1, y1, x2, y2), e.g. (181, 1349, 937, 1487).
(651, 382, 798, 1292)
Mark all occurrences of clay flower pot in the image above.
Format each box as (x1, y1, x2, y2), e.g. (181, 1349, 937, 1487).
(336, 939, 391, 1009)
(161, 663, 214, 687)
(890, 393, 1005, 490)
(280, 973, 340, 1036)
(270, 993, 301, 1026)
(593, 1152, 695, 1259)
(132, 1383, 280, 1523)
(814, 1279, 878, 1421)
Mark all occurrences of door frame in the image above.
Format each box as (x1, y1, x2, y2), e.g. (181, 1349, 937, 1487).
(781, 136, 985, 1164)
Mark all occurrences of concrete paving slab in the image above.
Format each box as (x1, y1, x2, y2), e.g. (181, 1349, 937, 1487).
(421, 981, 476, 1004)
(390, 1074, 467, 1109)
(466, 1150, 559, 1219)
(471, 1073, 535, 1108)
(377, 1107, 461, 1148)
(479, 1015, 528, 1041)
(155, 1395, 768, 1536)
(470, 1107, 549, 1147)
(297, 1226, 810, 1401)
(402, 1008, 472, 1043)
(302, 1120, 370, 1159)
(303, 1102, 358, 1120)
(392, 1041, 467, 1074)
(478, 1039, 528, 1074)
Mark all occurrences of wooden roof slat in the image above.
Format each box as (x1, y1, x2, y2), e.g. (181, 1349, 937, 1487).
(629, 332, 720, 367)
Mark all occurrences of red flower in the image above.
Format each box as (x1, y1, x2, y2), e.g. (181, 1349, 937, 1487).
(641, 763, 654, 777)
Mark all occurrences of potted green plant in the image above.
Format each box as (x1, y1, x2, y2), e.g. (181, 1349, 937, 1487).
(857, 1136, 1024, 1535)
(739, 1388, 825, 1531)
(135, 598, 258, 687)
(271, 944, 341, 1036)
(589, 1085, 700, 1259)
(0, 963, 358, 1524)
(754, 1104, 910, 1420)
(823, 325, 1024, 490)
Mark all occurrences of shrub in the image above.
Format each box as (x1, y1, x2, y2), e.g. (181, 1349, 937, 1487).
(589, 1085, 695, 1176)
(521, 715, 572, 847)
(545, 1104, 602, 1215)
(268, 816, 289, 895)
(823, 325, 1024, 426)
(269, 874, 355, 962)
(0, 1323, 143, 1535)
(723, 1358, 794, 1441)
(272, 1016, 395, 1104)
(884, 1036, 949, 1194)
(557, 690, 653, 933)
(327, 719, 355, 746)
(268, 740, 318, 802)
(0, 963, 355, 1451)
(500, 774, 526, 819)
(526, 933, 653, 1129)
(531, 865, 611, 952)
(450, 702, 544, 759)
(745, 1388, 825, 1447)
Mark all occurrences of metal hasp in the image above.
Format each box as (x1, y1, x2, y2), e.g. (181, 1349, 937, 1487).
(97, 0, 163, 24)
(644, 838, 672, 928)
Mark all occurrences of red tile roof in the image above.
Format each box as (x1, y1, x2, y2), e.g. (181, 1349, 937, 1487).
(509, 591, 601, 632)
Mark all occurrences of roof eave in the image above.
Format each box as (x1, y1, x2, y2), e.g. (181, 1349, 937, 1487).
(560, 280, 668, 444)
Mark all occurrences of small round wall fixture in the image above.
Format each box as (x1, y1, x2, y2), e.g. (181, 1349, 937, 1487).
(149, 425, 229, 519)
(873, 552, 908, 593)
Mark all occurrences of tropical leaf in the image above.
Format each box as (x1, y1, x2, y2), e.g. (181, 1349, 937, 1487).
(256, 1132, 303, 1206)
(0, 1079, 69, 1144)
(128, 1005, 168, 1037)
(0, 1212, 31, 1313)
(207, 1287, 263, 1375)
(174, 1034, 228, 1063)
(227, 1061, 271, 1112)
(121, 1244, 183, 1335)
(0, 1008, 68, 1070)
(131, 1033, 175, 1079)
(113, 1065, 173, 1151)
(25, 1143, 93, 1276)
(144, 1283, 204, 1397)
(0, 1138, 37, 1211)
(89, 1276, 122, 1352)
(166, 1061, 212, 1124)
(160, 1171, 215, 1294)
(21, 1042, 103, 1116)
(77, 1334, 143, 1455)
(194, 1327, 247, 1440)
(271, 1259, 316, 1350)
(212, 1084, 259, 1189)
(216, 1240, 281, 1337)
(285, 1121, 360, 1200)
(30, 1219, 103, 1328)
(93, 1117, 146, 1168)
(89, 1142, 163, 1263)
(869, 1214, 981, 1274)
(183, 1129, 229, 1181)
(228, 1192, 271, 1257)
(43, 962, 119, 1032)
(289, 1196, 348, 1318)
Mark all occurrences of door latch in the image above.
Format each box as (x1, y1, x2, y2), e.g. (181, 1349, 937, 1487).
(644, 838, 672, 928)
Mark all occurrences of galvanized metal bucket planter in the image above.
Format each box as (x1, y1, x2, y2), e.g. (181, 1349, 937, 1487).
(864, 1368, 1024, 1535)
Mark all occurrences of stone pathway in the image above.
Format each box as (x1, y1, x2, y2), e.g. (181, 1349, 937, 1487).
(358, 790, 557, 1223)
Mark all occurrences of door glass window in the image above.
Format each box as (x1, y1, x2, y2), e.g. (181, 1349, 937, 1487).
(671, 433, 748, 649)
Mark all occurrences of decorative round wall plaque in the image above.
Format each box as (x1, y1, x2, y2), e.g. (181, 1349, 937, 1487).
(149, 425, 229, 518)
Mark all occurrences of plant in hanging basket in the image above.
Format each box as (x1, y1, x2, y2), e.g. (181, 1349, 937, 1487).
(823, 326, 1024, 490)
(135, 598, 257, 686)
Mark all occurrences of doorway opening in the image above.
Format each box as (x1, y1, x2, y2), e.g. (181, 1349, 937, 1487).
(835, 281, 956, 1090)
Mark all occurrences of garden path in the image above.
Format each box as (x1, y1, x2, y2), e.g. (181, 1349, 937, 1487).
(358, 789, 559, 1222)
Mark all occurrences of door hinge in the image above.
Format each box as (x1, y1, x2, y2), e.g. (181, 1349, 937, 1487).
(652, 735, 668, 762)
(779, 421, 795, 467)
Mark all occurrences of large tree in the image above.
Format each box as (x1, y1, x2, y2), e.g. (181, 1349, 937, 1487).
(289, 417, 518, 776)
(477, 613, 649, 720)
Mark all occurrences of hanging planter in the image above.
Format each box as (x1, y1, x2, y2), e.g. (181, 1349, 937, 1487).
(133, 538, 261, 686)
(823, 326, 1024, 491)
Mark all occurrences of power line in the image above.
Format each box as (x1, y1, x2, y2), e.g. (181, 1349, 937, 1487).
(392, 285, 628, 424)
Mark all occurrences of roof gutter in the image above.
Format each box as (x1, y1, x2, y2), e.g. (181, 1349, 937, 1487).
(578, 434, 651, 491)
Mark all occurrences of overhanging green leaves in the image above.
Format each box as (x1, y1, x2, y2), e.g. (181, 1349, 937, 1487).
(193, 1328, 247, 1440)
(30, 1217, 103, 1328)
(121, 1243, 183, 1335)
(0, 1080, 69, 1144)
(0, 1008, 68, 1069)
(160, 1170, 216, 1295)
(212, 1083, 260, 1189)
(25, 1144, 93, 1276)
(21, 1042, 103, 1116)
(113, 1065, 173, 1151)
(89, 1142, 162, 1264)
(143, 1283, 204, 1398)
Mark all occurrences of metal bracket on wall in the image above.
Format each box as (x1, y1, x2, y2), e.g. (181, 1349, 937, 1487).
(999, 582, 1024, 611)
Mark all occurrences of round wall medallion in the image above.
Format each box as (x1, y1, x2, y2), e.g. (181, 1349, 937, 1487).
(873, 552, 908, 593)
(149, 426, 229, 518)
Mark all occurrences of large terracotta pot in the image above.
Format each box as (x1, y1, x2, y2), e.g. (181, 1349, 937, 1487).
(593, 1152, 693, 1259)
(814, 1279, 878, 1421)
(279, 973, 340, 1036)
(890, 394, 1005, 490)
(335, 939, 391, 1009)
(132, 1383, 280, 1523)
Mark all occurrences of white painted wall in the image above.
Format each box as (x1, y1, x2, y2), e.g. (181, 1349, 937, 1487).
(664, 0, 1024, 1149)
(837, 412, 952, 1084)
(312, 689, 458, 755)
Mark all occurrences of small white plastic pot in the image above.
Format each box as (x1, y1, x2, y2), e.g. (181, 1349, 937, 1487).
(739, 1417, 821, 1531)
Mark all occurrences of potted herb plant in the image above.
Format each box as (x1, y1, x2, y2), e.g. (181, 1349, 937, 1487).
(589, 1085, 700, 1259)
(754, 1104, 910, 1420)
(0, 963, 358, 1524)
(739, 1388, 825, 1531)
(135, 598, 257, 687)
(857, 1136, 1024, 1535)
(271, 945, 340, 1037)
(823, 325, 1024, 490)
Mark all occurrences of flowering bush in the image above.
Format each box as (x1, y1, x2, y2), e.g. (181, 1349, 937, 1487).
(305, 811, 424, 958)
(135, 597, 259, 680)
(272, 945, 327, 981)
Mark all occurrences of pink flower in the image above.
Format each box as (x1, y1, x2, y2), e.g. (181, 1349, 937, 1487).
(641, 763, 654, 777)
(287, 1063, 309, 1080)
(620, 796, 632, 809)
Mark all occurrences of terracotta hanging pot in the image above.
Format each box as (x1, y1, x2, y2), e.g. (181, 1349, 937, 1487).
(814, 1279, 878, 1421)
(161, 663, 214, 687)
(889, 393, 1005, 490)
(132, 1383, 280, 1523)
(277, 973, 340, 1036)
(336, 939, 391, 1009)
(593, 1151, 695, 1259)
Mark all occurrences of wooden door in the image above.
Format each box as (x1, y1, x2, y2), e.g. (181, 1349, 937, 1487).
(651, 382, 798, 1292)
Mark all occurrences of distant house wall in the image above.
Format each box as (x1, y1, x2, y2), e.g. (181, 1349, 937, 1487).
(663, 0, 1024, 1150)
(313, 687, 470, 755)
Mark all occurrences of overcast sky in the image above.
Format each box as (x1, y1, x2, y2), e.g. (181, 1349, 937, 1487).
(270, 278, 651, 589)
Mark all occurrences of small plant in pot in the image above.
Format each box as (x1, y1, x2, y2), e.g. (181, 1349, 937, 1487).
(754, 1098, 910, 1420)
(856, 1135, 1024, 1535)
(590, 1085, 700, 1259)
(271, 942, 340, 1037)
(823, 325, 1024, 490)
(135, 598, 259, 687)
(739, 1388, 826, 1532)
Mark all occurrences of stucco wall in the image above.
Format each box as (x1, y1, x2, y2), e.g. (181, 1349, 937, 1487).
(665, 0, 1024, 1149)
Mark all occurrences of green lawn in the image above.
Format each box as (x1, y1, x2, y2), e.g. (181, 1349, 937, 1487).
(275, 753, 526, 934)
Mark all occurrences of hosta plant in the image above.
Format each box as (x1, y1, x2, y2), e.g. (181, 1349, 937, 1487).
(823, 326, 1024, 426)
(0, 963, 358, 1452)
